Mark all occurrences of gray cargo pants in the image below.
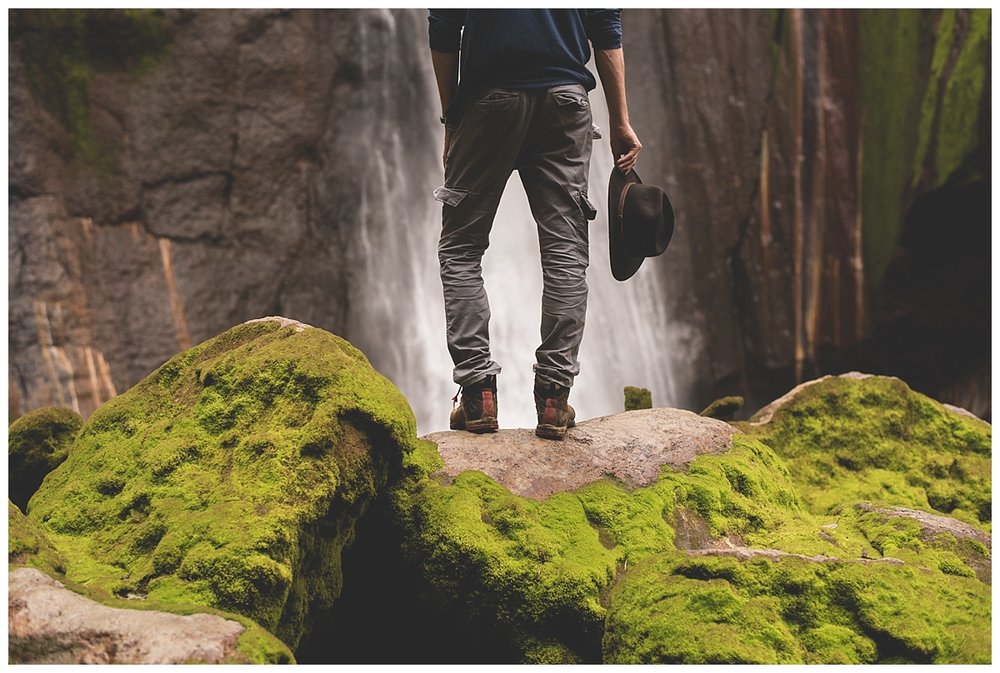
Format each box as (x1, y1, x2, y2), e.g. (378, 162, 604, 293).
(435, 83, 596, 389)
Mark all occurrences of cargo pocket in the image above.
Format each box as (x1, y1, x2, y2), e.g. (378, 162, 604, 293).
(553, 91, 590, 110)
(433, 186, 470, 208)
(579, 192, 598, 221)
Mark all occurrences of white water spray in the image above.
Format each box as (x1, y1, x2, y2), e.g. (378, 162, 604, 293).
(352, 32, 681, 433)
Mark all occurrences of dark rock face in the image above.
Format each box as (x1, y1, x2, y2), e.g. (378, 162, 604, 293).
(9, 9, 439, 420)
(625, 9, 990, 417)
(9, 9, 990, 426)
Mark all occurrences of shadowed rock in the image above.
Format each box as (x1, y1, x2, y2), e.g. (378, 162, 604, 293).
(425, 408, 737, 500)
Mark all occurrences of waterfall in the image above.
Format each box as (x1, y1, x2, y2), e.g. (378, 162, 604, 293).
(351, 23, 682, 434)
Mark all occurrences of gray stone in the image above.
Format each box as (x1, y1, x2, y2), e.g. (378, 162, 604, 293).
(424, 407, 736, 500)
(8, 568, 245, 664)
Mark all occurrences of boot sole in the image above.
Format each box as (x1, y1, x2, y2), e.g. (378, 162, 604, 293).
(535, 423, 568, 440)
(464, 417, 498, 433)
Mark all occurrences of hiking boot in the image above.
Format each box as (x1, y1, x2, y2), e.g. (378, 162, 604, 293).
(450, 375, 499, 433)
(534, 379, 576, 440)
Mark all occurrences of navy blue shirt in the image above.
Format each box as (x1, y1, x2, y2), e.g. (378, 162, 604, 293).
(429, 9, 622, 122)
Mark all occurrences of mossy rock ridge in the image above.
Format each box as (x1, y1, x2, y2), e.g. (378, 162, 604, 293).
(373, 420, 819, 663)
(10, 502, 291, 663)
(603, 548, 990, 664)
(316, 374, 990, 663)
(26, 317, 418, 653)
(9, 406, 83, 512)
(744, 372, 991, 528)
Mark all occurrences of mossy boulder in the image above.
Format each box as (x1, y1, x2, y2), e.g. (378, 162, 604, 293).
(744, 373, 991, 527)
(9, 406, 83, 512)
(26, 317, 417, 652)
(603, 549, 990, 664)
(380, 417, 822, 663)
(319, 375, 989, 664)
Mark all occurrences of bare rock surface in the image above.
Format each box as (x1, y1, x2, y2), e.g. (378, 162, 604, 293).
(856, 503, 992, 548)
(686, 546, 905, 566)
(244, 315, 312, 332)
(424, 407, 737, 500)
(8, 568, 245, 664)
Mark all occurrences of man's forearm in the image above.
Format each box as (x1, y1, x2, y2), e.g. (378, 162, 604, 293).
(431, 49, 459, 116)
(594, 48, 630, 129)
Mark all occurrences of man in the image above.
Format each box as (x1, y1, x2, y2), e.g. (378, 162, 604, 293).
(429, 9, 641, 439)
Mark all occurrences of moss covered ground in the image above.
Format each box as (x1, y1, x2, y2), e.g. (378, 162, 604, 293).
(10, 498, 292, 663)
(742, 375, 991, 529)
(603, 549, 989, 664)
(27, 319, 417, 652)
(385, 374, 990, 663)
(8, 406, 82, 511)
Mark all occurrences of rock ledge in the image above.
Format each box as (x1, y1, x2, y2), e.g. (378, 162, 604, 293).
(424, 407, 737, 499)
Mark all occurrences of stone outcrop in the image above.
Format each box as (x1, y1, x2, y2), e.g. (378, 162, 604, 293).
(8, 9, 440, 422)
(626, 9, 991, 417)
(10, 567, 247, 664)
(425, 408, 736, 500)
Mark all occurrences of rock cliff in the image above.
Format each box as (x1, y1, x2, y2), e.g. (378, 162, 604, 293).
(8, 9, 991, 427)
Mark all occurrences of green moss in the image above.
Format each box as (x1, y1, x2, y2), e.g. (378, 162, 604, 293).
(604, 550, 989, 663)
(623, 386, 652, 411)
(28, 320, 417, 652)
(10, 9, 171, 166)
(9, 500, 68, 576)
(860, 9, 929, 287)
(699, 395, 744, 420)
(912, 9, 990, 190)
(861, 9, 991, 287)
(391, 373, 989, 662)
(389, 433, 846, 662)
(8, 406, 83, 512)
(746, 376, 991, 528)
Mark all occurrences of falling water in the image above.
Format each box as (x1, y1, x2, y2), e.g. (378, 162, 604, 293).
(350, 20, 681, 434)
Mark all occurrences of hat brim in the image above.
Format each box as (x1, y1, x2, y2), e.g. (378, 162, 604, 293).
(608, 168, 644, 282)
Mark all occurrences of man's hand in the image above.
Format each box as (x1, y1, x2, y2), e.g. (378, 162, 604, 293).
(610, 123, 641, 174)
(595, 48, 641, 175)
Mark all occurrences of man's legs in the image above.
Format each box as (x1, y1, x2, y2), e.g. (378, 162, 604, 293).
(518, 84, 595, 390)
(518, 84, 595, 438)
(437, 88, 533, 412)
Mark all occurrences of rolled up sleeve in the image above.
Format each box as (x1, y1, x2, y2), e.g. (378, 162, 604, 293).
(428, 9, 465, 52)
(585, 9, 622, 50)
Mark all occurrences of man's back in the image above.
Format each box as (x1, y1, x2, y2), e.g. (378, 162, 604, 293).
(428, 9, 622, 120)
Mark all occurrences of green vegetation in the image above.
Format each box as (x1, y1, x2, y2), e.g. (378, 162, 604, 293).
(861, 9, 991, 288)
(743, 375, 991, 529)
(390, 433, 827, 662)
(912, 9, 991, 190)
(27, 320, 417, 652)
(388, 373, 990, 663)
(10, 499, 292, 663)
(603, 550, 989, 664)
(700, 395, 744, 420)
(8, 406, 83, 512)
(10, 9, 171, 165)
(623, 386, 652, 411)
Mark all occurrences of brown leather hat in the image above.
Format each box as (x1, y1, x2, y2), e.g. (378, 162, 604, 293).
(608, 168, 675, 281)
